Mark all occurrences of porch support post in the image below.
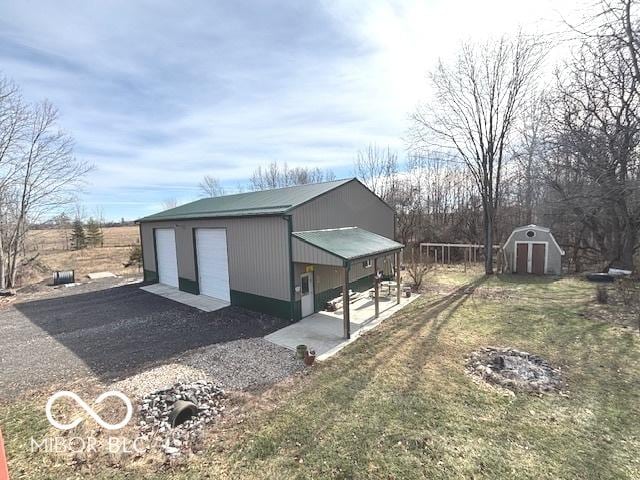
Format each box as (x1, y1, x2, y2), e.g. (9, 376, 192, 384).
(395, 249, 401, 305)
(343, 265, 350, 339)
(374, 257, 379, 318)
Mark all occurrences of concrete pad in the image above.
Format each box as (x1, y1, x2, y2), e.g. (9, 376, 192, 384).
(265, 292, 419, 361)
(88, 271, 117, 279)
(140, 284, 229, 312)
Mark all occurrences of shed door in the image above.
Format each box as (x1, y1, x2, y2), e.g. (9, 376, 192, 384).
(532, 243, 546, 275)
(516, 244, 528, 274)
(196, 229, 230, 302)
(155, 229, 179, 287)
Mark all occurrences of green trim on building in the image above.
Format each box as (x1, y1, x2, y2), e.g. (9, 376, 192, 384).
(285, 215, 296, 322)
(189, 228, 201, 295)
(292, 300, 302, 321)
(313, 274, 374, 312)
(179, 277, 199, 295)
(144, 269, 158, 282)
(230, 290, 292, 320)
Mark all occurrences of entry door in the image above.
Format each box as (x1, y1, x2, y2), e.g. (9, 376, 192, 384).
(531, 243, 546, 275)
(516, 243, 528, 274)
(155, 229, 179, 287)
(195, 229, 230, 302)
(301, 272, 314, 317)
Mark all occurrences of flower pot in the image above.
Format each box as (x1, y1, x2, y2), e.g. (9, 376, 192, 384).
(304, 350, 316, 366)
(296, 344, 308, 359)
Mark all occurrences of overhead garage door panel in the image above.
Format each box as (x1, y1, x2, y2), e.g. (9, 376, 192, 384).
(196, 229, 230, 302)
(155, 228, 179, 287)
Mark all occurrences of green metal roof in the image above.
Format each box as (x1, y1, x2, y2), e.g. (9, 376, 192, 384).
(293, 227, 403, 261)
(138, 178, 354, 222)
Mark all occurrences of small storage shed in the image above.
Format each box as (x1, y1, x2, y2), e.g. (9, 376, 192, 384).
(503, 225, 564, 275)
(137, 178, 403, 335)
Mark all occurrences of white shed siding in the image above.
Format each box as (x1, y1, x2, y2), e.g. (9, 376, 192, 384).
(503, 226, 564, 275)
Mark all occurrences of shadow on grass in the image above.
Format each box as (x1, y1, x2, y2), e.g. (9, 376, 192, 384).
(494, 274, 564, 286)
(237, 277, 489, 466)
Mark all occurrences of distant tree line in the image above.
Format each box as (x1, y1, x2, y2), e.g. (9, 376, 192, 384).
(198, 162, 336, 199)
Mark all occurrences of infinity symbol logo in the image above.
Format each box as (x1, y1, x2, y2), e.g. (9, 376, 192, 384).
(45, 391, 133, 431)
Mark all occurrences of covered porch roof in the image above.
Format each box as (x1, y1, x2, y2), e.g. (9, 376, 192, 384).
(291, 226, 403, 266)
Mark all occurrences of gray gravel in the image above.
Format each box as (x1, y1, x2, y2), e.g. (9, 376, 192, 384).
(110, 339, 303, 397)
(178, 338, 303, 391)
(111, 364, 209, 398)
(0, 278, 294, 399)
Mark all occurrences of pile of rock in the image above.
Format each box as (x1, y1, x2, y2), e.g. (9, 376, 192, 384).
(137, 380, 226, 456)
(466, 347, 563, 393)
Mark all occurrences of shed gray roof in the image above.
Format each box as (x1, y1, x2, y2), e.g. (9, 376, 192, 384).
(138, 178, 354, 222)
(292, 227, 403, 261)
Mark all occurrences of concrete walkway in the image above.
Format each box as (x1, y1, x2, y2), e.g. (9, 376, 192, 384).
(140, 284, 230, 312)
(265, 292, 419, 360)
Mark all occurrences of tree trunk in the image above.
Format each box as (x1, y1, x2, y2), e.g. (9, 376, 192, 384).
(0, 237, 5, 290)
(620, 225, 638, 270)
(483, 205, 494, 275)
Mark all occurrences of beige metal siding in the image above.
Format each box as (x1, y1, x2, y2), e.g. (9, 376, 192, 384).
(140, 216, 290, 300)
(293, 253, 394, 302)
(291, 180, 394, 238)
(291, 237, 343, 266)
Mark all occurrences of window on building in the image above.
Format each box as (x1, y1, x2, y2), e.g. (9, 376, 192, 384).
(301, 276, 309, 295)
(526, 230, 536, 238)
(363, 259, 372, 268)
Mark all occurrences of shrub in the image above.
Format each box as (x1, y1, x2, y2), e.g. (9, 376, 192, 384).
(128, 243, 142, 270)
(405, 245, 432, 290)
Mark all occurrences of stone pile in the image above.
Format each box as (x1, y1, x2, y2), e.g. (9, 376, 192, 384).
(137, 380, 226, 456)
(466, 347, 563, 393)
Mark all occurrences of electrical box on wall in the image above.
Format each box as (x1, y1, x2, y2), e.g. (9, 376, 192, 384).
(305, 265, 314, 273)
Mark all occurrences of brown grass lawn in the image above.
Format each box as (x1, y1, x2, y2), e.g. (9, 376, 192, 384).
(27, 226, 139, 251)
(2, 271, 639, 479)
(21, 226, 140, 284)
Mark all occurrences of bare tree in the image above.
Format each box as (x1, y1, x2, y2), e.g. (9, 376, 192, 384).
(508, 93, 551, 225)
(161, 198, 178, 210)
(0, 87, 90, 287)
(199, 175, 225, 197)
(0, 77, 25, 289)
(411, 34, 544, 273)
(249, 161, 335, 191)
(354, 144, 398, 202)
(548, 26, 640, 269)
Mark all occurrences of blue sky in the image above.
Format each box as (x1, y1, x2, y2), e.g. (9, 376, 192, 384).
(0, 0, 578, 220)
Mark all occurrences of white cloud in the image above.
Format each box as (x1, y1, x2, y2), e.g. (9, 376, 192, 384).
(0, 0, 584, 219)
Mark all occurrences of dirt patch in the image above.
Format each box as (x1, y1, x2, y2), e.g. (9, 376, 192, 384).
(466, 347, 564, 393)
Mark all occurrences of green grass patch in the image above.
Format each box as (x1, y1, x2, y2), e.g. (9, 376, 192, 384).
(2, 273, 639, 479)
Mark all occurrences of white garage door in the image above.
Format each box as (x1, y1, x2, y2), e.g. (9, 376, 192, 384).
(155, 228, 179, 287)
(196, 228, 230, 302)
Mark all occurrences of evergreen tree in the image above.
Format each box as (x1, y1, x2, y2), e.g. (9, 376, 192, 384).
(85, 217, 103, 247)
(128, 243, 142, 270)
(70, 219, 86, 250)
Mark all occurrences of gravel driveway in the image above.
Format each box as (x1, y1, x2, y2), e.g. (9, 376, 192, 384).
(0, 280, 299, 399)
